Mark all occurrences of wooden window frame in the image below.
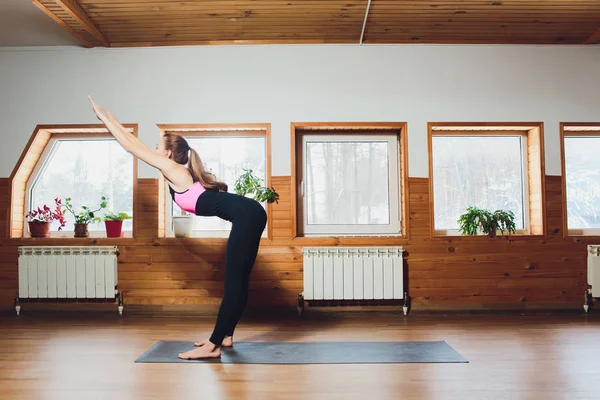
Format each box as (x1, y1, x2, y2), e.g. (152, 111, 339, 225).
(560, 122, 600, 238)
(428, 122, 546, 239)
(8, 124, 139, 240)
(291, 122, 409, 243)
(157, 123, 272, 240)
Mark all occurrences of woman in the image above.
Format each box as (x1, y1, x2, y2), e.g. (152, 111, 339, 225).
(88, 96, 267, 360)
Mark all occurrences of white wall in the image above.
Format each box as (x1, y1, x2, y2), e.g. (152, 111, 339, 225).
(0, 44, 598, 179)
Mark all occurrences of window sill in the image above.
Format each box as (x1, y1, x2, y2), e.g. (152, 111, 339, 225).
(288, 235, 409, 246)
(431, 233, 545, 241)
(161, 230, 268, 239)
(301, 233, 404, 237)
(155, 237, 272, 246)
(566, 230, 600, 238)
(8, 231, 135, 243)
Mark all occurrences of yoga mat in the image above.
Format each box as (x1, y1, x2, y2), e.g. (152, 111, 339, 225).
(135, 341, 468, 364)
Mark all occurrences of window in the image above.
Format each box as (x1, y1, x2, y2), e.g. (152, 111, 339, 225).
(561, 124, 600, 236)
(294, 124, 406, 237)
(429, 124, 545, 236)
(9, 125, 138, 239)
(27, 138, 134, 233)
(159, 125, 270, 238)
(432, 135, 528, 231)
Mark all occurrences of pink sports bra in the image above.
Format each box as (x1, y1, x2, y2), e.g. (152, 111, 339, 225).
(170, 181, 206, 214)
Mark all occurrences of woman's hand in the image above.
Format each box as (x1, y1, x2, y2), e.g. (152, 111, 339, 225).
(89, 96, 108, 121)
(88, 96, 122, 130)
(87, 95, 135, 151)
(88, 96, 136, 146)
(87, 96, 189, 187)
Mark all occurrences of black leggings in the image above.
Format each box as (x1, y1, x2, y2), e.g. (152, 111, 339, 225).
(194, 190, 267, 346)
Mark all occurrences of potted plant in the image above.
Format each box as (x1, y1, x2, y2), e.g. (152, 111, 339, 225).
(173, 209, 194, 238)
(94, 211, 132, 238)
(234, 169, 280, 204)
(25, 198, 66, 238)
(458, 206, 516, 237)
(457, 206, 486, 236)
(63, 196, 108, 238)
(490, 210, 517, 237)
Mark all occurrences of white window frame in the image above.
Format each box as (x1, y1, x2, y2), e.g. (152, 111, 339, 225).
(164, 134, 268, 239)
(563, 134, 600, 236)
(300, 134, 401, 237)
(432, 134, 530, 236)
(25, 136, 135, 237)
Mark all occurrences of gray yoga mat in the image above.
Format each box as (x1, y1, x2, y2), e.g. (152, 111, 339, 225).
(135, 341, 468, 364)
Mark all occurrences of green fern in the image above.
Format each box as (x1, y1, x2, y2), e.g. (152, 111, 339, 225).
(458, 206, 484, 235)
(458, 206, 516, 237)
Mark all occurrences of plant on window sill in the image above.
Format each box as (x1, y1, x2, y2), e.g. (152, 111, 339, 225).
(93, 210, 132, 238)
(63, 196, 108, 238)
(234, 169, 279, 204)
(458, 206, 516, 237)
(26, 199, 67, 238)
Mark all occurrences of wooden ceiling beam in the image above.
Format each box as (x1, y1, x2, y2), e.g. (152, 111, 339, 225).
(584, 26, 600, 43)
(54, 0, 110, 47)
(110, 39, 356, 47)
(31, 0, 92, 48)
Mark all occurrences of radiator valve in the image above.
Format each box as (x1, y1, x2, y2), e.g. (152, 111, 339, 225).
(14, 291, 21, 316)
(402, 292, 410, 316)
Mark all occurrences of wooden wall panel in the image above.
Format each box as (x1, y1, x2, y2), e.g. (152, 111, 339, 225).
(407, 177, 583, 308)
(136, 178, 159, 238)
(0, 175, 593, 312)
(270, 176, 292, 239)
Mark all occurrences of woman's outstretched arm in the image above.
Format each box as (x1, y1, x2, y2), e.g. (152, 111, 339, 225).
(88, 96, 191, 187)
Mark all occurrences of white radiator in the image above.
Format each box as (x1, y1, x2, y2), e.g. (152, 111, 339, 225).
(16, 246, 121, 315)
(587, 245, 600, 300)
(301, 246, 405, 302)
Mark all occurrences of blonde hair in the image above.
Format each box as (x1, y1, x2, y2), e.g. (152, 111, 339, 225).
(163, 132, 228, 192)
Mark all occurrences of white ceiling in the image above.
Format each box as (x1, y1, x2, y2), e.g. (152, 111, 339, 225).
(0, 0, 80, 47)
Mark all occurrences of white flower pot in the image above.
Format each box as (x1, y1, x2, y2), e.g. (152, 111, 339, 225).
(173, 215, 194, 238)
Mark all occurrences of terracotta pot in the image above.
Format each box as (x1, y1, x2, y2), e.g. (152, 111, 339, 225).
(105, 220, 123, 238)
(28, 221, 50, 238)
(74, 223, 89, 238)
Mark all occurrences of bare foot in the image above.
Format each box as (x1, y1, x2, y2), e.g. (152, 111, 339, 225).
(178, 342, 221, 360)
(195, 336, 233, 347)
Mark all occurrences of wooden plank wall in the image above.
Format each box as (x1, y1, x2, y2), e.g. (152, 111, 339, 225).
(406, 176, 588, 309)
(528, 128, 545, 235)
(0, 175, 593, 312)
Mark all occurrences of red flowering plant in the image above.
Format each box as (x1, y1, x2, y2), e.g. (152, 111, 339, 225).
(25, 198, 67, 230)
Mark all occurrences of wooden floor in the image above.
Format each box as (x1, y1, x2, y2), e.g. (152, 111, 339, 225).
(1, 311, 600, 400)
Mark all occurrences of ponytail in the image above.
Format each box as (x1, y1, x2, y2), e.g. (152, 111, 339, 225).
(188, 149, 228, 192)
